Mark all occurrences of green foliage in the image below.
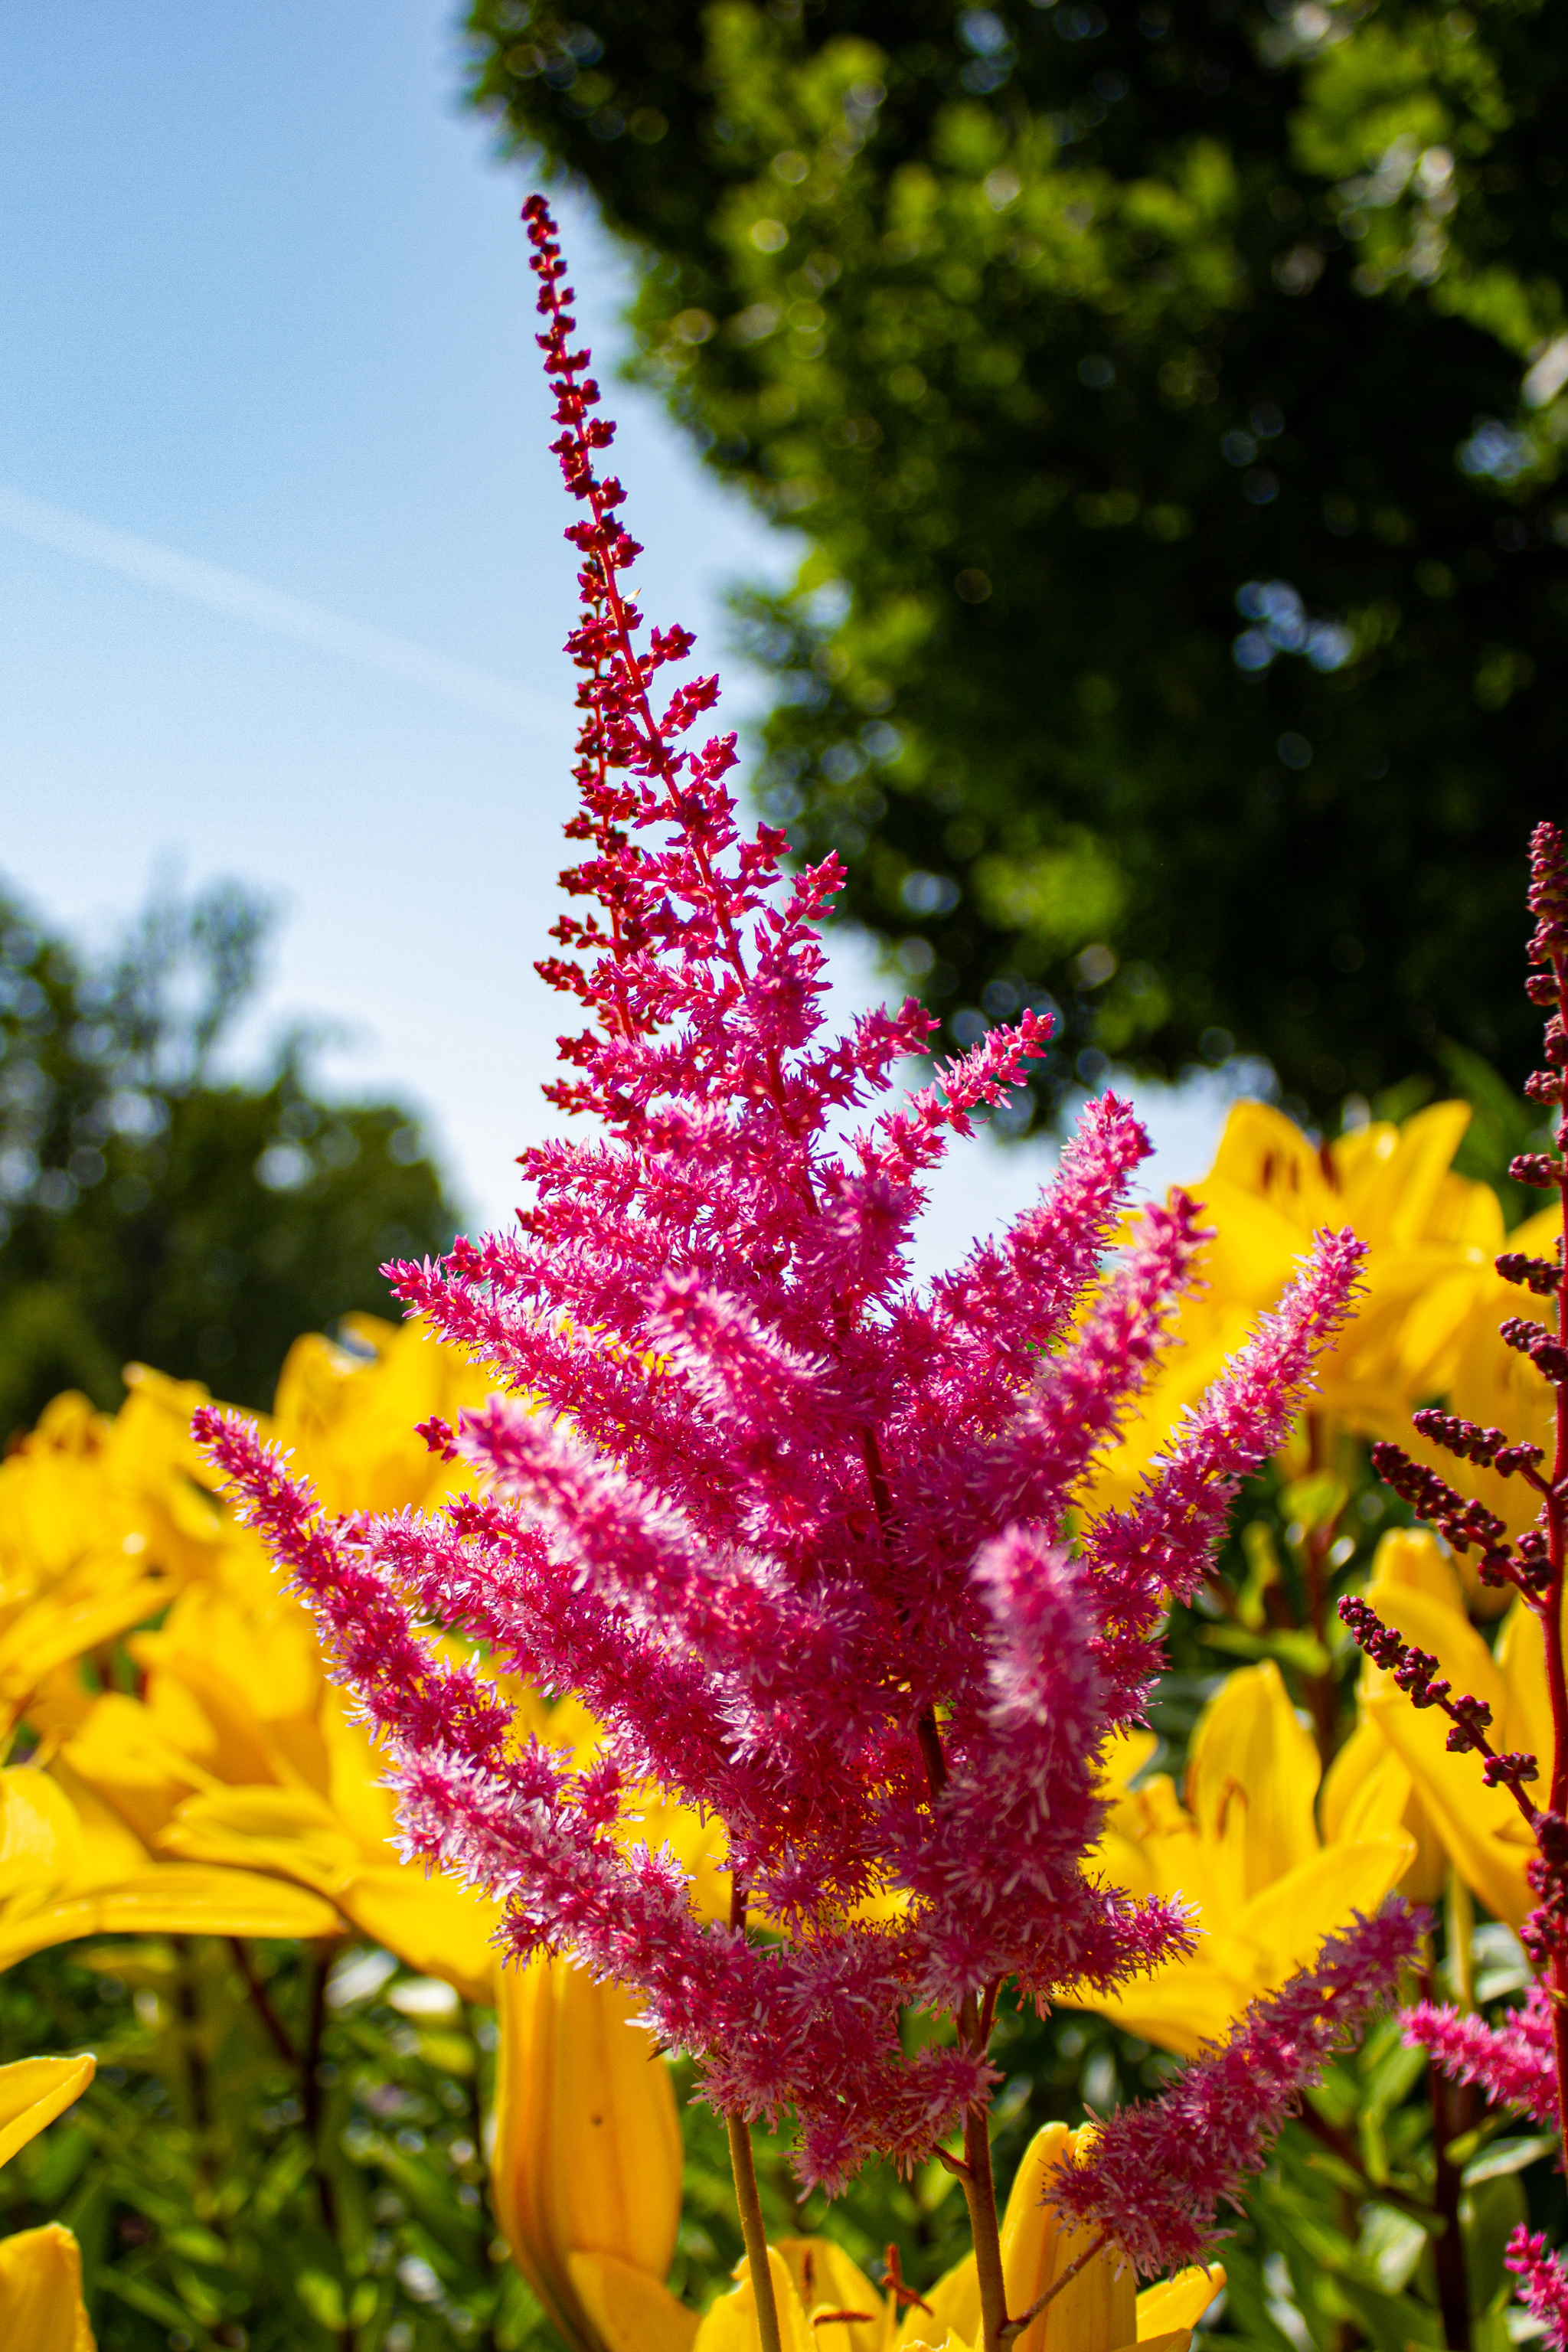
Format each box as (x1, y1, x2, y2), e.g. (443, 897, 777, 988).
(463, 0, 1568, 1122)
(0, 1939, 537, 2352)
(0, 880, 458, 1439)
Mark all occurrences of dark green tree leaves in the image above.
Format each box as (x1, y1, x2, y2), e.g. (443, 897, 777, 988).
(466, 0, 1566, 1120)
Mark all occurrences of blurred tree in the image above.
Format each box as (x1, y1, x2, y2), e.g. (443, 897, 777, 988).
(464, 0, 1567, 1122)
(0, 880, 458, 1439)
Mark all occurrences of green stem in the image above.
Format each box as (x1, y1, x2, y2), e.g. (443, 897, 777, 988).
(230, 1937, 297, 2066)
(1446, 1877, 1475, 2014)
(952, 1990, 1009, 2352)
(959, 2094, 1008, 2352)
(727, 2111, 783, 2352)
(727, 1883, 783, 2352)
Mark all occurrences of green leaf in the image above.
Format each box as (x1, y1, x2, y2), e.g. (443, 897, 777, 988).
(1462, 2134, 1557, 2185)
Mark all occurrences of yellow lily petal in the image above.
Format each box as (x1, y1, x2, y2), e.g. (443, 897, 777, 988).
(0, 2221, 95, 2350)
(896, 2252, 979, 2352)
(1185, 1664, 1320, 1907)
(0, 2057, 95, 2171)
(334, 1867, 500, 2004)
(1087, 1099, 1512, 1514)
(0, 1867, 340, 1971)
(1367, 1529, 1467, 1615)
(1404, 1202, 1560, 1545)
(569, 2250, 700, 2352)
(59, 1694, 211, 1846)
(1095, 1774, 1211, 1913)
(270, 1313, 495, 1517)
(1137, 2266, 1225, 2337)
(1357, 1102, 1473, 1252)
(0, 1771, 83, 1909)
(156, 1785, 364, 1889)
(492, 1958, 684, 2347)
(1494, 1599, 1557, 1769)
(775, 2236, 889, 2352)
(999, 2125, 1134, 2352)
(1099, 1730, 1159, 1804)
(1068, 1965, 1257, 2062)
(321, 1690, 403, 1855)
(1231, 1832, 1415, 1985)
(1318, 1720, 1410, 1844)
(1119, 2330, 1192, 2352)
(0, 1576, 172, 1732)
(694, 2251, 815, 2352)
(1319, 1708, 1449, 1904)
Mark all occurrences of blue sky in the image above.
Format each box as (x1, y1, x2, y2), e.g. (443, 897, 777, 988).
(0, 0, 1231, 1268)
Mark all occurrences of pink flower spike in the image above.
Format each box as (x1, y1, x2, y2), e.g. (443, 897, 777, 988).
(1084, 1225, 1366, 1719)
(1051, 1903, 1423, 2272)
(1508, 2228, 1568, 2350)
(194, 192, 1387, 2200)
(1404, 1985, 1558, 2126)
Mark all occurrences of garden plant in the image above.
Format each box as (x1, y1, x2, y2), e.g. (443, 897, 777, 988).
(0, 192, 1563, 2352)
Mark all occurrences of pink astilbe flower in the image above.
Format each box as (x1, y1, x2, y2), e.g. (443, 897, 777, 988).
(1510, 2230, 1568, 2349)
(1051, 1905, 1423, 2271)
(194, 194, 1370, 2200)
(1405, 1985, 1559, 2127)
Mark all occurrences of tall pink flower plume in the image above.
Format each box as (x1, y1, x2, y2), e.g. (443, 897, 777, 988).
(1509, 2230, 1568, 2350)
(1051, 1905, 1423, 2271)
(1405, 1986, 1558, 2127)
(195, 193, 1370, 2197)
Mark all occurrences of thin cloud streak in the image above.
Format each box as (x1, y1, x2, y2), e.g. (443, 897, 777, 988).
(0, 483, 571, 731)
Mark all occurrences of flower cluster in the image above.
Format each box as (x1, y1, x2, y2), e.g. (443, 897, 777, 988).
(1403, 1982, 1558, 2126)
(201, 196, 1381, 2265)
(1051, 1905, 1423, 2271)
(1508, 2230, 1568, 2346)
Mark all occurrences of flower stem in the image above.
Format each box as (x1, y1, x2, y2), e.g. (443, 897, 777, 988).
(229, 1936, 298, 2067)
(727, 2111, 783, 2352)
(1001, 2230, 1112, 2345)
(1546, 942, 1568, 2151)
(960, 2099, 1008, 2352)
(957, 1992, 1008, 2352)
(727, 1882, 783, 2352)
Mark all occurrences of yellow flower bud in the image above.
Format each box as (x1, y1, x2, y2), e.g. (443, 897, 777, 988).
(0, 2222, 95, 2352)
(0, 2053, 98, 2350)
(492, 1955, 689, 2352)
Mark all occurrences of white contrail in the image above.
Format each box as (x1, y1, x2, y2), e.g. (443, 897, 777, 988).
(0, 482, 571, 732)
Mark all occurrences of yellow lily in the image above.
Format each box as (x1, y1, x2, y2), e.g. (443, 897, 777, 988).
(13, 1322, 725, 1996)
(11, 1329, 504, 1998)
(1350, 1527, 1549, 1929)
(0, 2050, 98, 2349)
(693, 2125, 1225, 2352)
(0, 1393, 178, 1744)
(111, 1311, 494, 1528)
(1063, 1663, 1414, 2056)
(0, 1762, 338, 1973)
(38, 1576, 501, 2000)
(490, 1955, 697, 2352)
(1091, 1099, 1504, 1514)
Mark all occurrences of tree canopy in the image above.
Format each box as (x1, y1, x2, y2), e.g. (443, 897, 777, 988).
(0, 879, 456, 1437)
(465, 0, 1566, 1122)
